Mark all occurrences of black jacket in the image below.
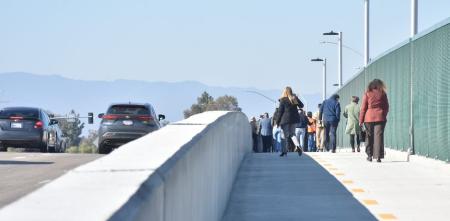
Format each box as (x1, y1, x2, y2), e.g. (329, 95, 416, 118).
(276, 96, 304, 126)
(297, 112, 308, 128)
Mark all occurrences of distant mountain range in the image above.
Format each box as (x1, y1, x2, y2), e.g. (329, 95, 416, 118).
(0, 72, 321, 134)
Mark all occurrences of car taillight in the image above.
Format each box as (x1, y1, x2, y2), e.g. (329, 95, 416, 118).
(102, 114, 119, 120)
(10, 116, 23, 120)
(34, 121, 43, 129)
(137, 115, 153, 121)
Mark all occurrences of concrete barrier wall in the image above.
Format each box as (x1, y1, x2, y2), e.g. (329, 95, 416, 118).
(0, 111, 252, 221)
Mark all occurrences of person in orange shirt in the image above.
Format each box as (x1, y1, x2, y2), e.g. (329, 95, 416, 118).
(307, 111, 316, 152)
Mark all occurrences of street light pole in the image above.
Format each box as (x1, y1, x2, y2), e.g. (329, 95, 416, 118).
(323, 31, 342, 88)
(311, 58, 327, 101)
(338, 32, 342, 88)
(364, 0, 370, 66)
(411, 0, 418, 37)
(320, 41, 364, 58)
(323, 58, 327, 100)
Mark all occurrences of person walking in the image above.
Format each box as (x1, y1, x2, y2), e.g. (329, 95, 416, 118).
(295, 109, 308, 152)
(276, 86, 304, 157)
(250, 117, 258, 152)
(360, 79, 389, 163)
(258, 113, 273, 153)
(272, 108, 281, 153)
(344, 96, 362, 152)
(307, 111, 316, 152)
(319, 94, 341, 153)
(313, 104, 325, 152)
(272, 126, 282, 153)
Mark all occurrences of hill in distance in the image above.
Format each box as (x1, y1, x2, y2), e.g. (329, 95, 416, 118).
(0, 72, 322, 133)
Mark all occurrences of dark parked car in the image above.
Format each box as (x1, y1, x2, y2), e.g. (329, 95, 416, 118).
(98, 103, 165, 154)
(0, 107, 60, 152)
(53, 124, 68, 153)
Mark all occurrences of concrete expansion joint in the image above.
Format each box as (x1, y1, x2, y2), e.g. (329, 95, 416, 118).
(72, 168, 155, 173)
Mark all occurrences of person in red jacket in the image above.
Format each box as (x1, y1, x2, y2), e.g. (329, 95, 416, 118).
(359, 79, 389, 163)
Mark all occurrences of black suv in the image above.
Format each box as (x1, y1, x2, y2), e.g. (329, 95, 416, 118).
(0, 107, 60, 152)
(97, 103, 165, 154)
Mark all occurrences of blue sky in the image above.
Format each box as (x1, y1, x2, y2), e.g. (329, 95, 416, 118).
(0, 0, 449, 95)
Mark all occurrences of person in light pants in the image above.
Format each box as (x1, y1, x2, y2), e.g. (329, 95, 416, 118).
(295, 109, 308, 152)
(313, 104, 325, 152)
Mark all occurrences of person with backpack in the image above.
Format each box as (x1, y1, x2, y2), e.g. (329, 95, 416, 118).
(295, 109, 308, 152)
(275, 86, 304, 157)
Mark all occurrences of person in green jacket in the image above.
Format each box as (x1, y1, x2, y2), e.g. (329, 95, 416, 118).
(343, 96, 362, 152)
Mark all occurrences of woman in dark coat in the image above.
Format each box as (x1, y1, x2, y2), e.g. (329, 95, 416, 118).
(275, 86, 304, 157)
(359, 79, 389, 162)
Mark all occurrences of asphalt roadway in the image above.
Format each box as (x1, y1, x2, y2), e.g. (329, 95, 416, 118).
(0, 152, 102, 208)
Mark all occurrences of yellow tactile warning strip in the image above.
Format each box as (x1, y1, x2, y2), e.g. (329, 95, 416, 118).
(342, 180, 354, 184)
(362, 199, 378, 205)
(311, 155, 398, 220)
(378, 213, 397, 220)
(351, 188, 365, 193)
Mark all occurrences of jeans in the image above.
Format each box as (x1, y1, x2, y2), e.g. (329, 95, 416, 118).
(324, 121, 339, 152)
(252, 133, 258, 152)
(307, 133, 316, 152)
(261, 135, 273, 152)
(349, 134, 360, 150)
(281, 124, 296, 154)
(295, 127, 307, 149)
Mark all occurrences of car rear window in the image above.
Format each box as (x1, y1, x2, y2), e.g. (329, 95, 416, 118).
(107, 105, 150, 115)
(0, 108, 40, 119)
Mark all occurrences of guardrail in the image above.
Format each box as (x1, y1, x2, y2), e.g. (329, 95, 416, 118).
(0, 111, 252, 221)
(335, 17, 450, 162)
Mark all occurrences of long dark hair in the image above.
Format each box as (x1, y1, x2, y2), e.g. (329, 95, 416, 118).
(367, 79, 386, 93)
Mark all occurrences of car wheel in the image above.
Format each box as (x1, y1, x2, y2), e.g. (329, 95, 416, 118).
(48, 145, 56, 153)
(0, 144, 7, 152)
(98, 144, 111, 154)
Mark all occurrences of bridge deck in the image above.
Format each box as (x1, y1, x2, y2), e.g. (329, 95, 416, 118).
(222, 150, 450, 221)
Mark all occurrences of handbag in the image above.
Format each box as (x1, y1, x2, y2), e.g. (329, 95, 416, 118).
(359, 125, 367, 142)
(360, 131, 366, 142)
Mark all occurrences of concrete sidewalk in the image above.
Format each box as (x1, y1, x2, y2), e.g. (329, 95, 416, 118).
(222, 149, 450, 221)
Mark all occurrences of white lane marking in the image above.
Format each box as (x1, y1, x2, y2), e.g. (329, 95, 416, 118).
(13, 156, 26, 159)
(38, 179, 52, 185)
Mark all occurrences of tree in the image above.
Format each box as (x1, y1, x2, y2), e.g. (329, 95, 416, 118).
(57, 110, 84, 146)
(197, 91, 214, 106)
(213, 95, 242, 111)
(183, 92, 241, 118)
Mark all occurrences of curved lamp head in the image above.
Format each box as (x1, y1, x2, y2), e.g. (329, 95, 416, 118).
(323, 31, 339, 36)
